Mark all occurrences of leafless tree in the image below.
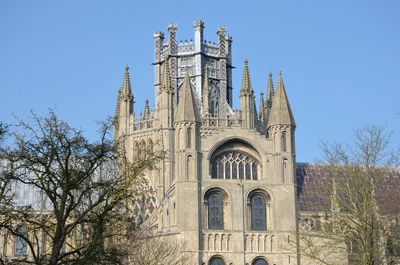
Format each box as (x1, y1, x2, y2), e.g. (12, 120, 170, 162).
(0, 111, 157, 265)
(297, 125, 400, 265)
(126, 231, 193, 265)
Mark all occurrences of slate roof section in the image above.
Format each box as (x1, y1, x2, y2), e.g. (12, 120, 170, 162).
(296, 163, 400, 215)
(296, 163, 331, 212)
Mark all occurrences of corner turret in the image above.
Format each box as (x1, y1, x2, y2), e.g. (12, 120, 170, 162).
(268, 72, 296, 184)
(157, 56, 174, 128)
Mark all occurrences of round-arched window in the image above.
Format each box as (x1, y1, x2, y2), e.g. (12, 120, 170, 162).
(248, 190, 271, 231)
(252, 257, 268, 265)
(251, 194, 266, 230)
(207, 192, 224, 229)
(209, 256, 225, 265)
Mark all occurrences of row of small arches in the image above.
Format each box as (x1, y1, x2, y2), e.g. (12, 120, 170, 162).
(206, 233, 232, 251)
(245, 234, 277, 253)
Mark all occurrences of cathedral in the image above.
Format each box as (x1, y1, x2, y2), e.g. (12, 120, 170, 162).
(1, 20, 399, 265)
(114, 20, 298, 265)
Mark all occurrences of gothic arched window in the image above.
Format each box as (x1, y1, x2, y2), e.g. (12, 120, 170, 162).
(252, 257, 268, 265)
(15, 225, 27, 256)
(206, 190, 225, 230)
(209, 256, 225, 265)
(211, 152, 259, 180)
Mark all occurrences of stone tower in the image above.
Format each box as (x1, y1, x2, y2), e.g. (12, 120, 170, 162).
(153, 20, 233, 117)
(114, 21, 298, 265)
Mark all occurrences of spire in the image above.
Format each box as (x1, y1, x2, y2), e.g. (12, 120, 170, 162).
(240, 59, 256, 129)
(122, 65, 133, 101)
(114, 65, 135, 141)
(114, 89, 122, 120)
(202, 67, 210, 115)
(175, 70, 200, 123)
(160, 56, 172, 93)
(267, 71, 274, 108)
(268, 72, 296, 127)
(144, 98, 150, 119)
(240, 59, 253, 95)
(259, 92, 265, 123)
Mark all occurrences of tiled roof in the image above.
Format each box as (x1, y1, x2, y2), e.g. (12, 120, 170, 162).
(296, 163, 400, 215)
(296, 163, 331, 212)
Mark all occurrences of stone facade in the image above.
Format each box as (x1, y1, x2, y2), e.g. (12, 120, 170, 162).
(114, 21, 298, 265)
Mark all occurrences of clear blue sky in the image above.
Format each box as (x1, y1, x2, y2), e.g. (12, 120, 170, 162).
(1, 0, 399, 162)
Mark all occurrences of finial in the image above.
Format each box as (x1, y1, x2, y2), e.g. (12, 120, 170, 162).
(217, 26, 227, 35)
(185, 66, 190, 74)
(153, 31, 164, 38)
(168, 23, 177, 31)
(125, 64, 129, 71)
(144, 97, 150, 119)
(193, 20, 204, 28)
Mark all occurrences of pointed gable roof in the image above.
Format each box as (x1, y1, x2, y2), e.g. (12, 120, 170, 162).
(268, 72, 296, 127)
(175, 71, 200, 123)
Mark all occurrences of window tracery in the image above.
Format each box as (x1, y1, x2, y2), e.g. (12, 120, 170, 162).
(299, 217, 316, 231)
(130, 178, 157, 225)
(211, 152, 258, 180)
